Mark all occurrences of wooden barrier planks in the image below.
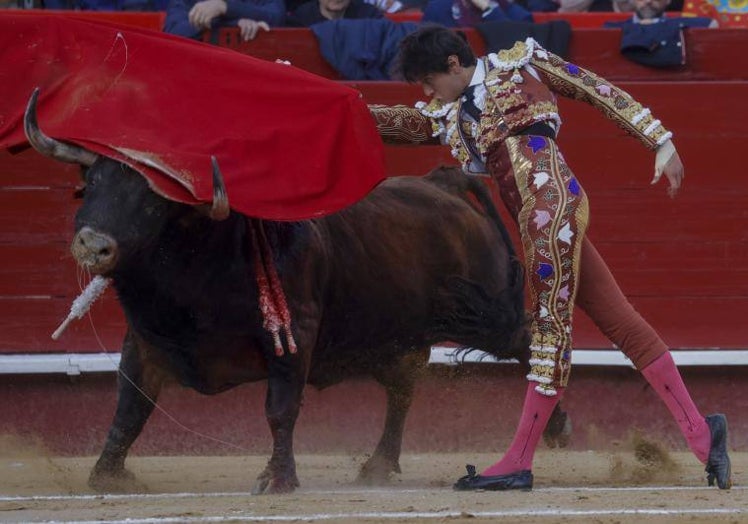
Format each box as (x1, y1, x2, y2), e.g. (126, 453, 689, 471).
(1, 81, 746, 353)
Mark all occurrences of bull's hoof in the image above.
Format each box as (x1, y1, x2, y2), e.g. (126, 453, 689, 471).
(543, 410, 572, 449)
(88, 467, 148, 493)
(251, 471, 300, 495)
(355, 455, 401, 485)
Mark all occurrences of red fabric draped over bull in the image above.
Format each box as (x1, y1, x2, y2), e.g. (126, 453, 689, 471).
(0, 14, 386, 220)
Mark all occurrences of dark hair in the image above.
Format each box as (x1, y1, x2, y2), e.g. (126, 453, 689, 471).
(391, 25, 477, 82)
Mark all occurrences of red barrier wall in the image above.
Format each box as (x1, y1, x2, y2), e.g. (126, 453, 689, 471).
(2, 81, 747, 354)
(2, 19, 746, 356)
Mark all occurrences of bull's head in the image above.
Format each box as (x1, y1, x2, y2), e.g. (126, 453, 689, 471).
(24, 89, 231, 275)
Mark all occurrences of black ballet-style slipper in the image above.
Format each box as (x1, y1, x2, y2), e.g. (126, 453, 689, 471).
(453, 464, 533, 491)
(705, 413, 732, 489)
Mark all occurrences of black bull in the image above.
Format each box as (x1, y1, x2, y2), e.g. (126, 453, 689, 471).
(26, 100, 569, 495)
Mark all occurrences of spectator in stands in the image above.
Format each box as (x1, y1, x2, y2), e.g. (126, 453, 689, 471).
(43, 0, 167, 8)
(286, 0, 382, 27)
(164, 0, 284, 40)
(604, 0, 715, 67)
(607, 0, 717, 25)
(422, 0, 532, 26)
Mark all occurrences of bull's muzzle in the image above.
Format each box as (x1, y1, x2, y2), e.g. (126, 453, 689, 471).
(71, 227, 118, 274)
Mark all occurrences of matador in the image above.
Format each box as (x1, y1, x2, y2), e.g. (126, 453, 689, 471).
(369, 26, 731, 492)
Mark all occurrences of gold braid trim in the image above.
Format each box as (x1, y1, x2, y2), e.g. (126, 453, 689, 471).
(528, 46, 672, 150)
(369, 104, 439, 145)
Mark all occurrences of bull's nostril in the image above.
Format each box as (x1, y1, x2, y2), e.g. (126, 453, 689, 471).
(73, 227, 117, 272)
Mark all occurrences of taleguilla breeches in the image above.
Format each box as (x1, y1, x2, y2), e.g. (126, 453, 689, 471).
(487, 135, 589, 396)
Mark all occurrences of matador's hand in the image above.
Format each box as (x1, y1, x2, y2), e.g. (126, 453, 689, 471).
(652, 139, 684, 198)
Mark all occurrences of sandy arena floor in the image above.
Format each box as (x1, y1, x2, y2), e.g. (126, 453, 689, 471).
(0, 434, 745, 524)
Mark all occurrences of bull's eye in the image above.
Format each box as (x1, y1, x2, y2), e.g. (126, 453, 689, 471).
(73, 185, 86, 199)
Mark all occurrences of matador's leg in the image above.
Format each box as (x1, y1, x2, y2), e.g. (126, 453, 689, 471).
(499, 135, 589, 396)
(462, 136, 588, 481)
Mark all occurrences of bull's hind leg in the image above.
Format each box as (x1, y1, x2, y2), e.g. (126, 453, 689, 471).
(543, 403, 572, 448)
(89, 330, 164, 493)
(357, 351, 426, 484)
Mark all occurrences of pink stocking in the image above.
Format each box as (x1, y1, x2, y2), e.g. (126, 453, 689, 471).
(482, 382, 563, 476)
(641, 352, 710, 463)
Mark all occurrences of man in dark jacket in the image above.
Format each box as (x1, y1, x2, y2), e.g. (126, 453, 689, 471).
(287, 0, 382, 27)
(605, 0, 716, 26)
(604, 0, 715, 67)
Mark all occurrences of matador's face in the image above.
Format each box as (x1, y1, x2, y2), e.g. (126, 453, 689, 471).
(418, 55, 472, 104)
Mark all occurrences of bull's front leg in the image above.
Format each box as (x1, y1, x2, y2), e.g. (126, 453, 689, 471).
(252, 346, 307, 495)
(89, 329, 165, 492)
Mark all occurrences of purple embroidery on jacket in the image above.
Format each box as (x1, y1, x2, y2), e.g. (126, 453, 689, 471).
(537, 263, 553, 280)
(528, 136, 547, 153)
(569, 177, 580, 195)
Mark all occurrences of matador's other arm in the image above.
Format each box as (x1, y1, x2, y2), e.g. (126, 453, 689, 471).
(369, 104, 440, 145)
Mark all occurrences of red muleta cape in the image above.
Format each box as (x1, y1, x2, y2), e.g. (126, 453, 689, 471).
(0, 14, 386, 220)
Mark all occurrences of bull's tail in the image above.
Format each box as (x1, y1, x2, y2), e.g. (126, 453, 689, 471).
(431, 273, 530, 366)
(426, 166, 529, 365)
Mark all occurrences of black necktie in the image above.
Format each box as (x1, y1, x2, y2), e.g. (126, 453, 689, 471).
(461, 84, 482, 122)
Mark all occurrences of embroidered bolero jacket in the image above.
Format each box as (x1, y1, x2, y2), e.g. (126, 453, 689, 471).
(370, 38, 673, 174)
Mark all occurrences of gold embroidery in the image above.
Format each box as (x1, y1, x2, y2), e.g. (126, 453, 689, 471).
(507, 136, 590, 394)
(369, 105, 436, 145)
(491, 39, 535, 71)
(529, 50, 672, 150)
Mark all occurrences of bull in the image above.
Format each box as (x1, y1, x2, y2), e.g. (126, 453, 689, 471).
(25, 91, 567, 494)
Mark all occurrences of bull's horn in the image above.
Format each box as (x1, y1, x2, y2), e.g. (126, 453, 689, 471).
(209, 156, 230, 220)
(24, 88, 98, 167)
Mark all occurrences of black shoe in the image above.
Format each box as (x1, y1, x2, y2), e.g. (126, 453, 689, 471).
(453, 464, 533, 491)
(705, 414, 732, 489)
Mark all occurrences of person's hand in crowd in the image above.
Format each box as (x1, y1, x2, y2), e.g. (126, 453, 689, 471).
(237, 19, 270, 41)
(469, 0, 492, 10)
(189, 0, 228, 29)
